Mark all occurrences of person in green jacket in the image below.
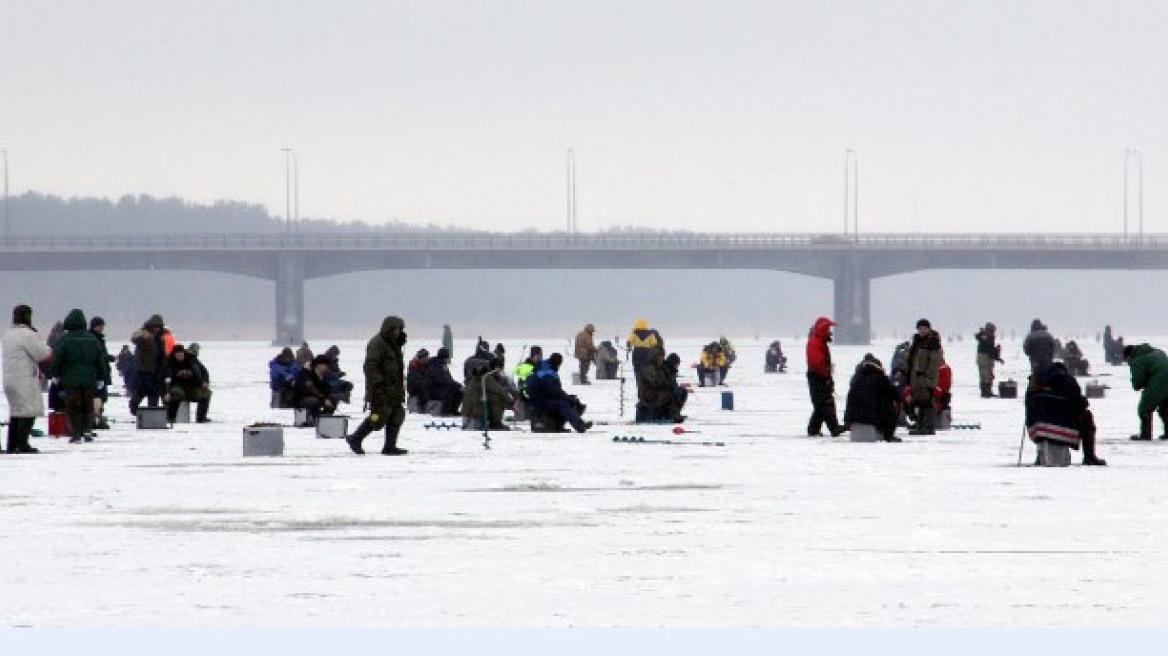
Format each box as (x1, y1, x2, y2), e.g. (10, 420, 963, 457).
(50, 309, 105, 443)
(345, 315, 408, 456)
(1124, 344, 1168, 440)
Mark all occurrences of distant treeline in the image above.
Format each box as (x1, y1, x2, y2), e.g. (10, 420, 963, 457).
(3, 191, 700, 236)
(3, 192, 477, 235)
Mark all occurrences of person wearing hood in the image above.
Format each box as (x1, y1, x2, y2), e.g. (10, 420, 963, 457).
(186, 342, 213, 423)
(322, 345, 353, 404)
(463, 338, 494, 383)
(697, 341, 728, 386)
(268, 347, 300, 408)
(51, 309, 105, 443)
(426, 347, 464, 416)
(626, 319, 664, 395)
(3, 304, 53, 454)
(130, 313, 166, 415)
(574, 323, 598, 385)
(906, 319, 944, 435)
(765, 340, 788, 374)
(88, 316, 114, 430)
(406, 348, 431, 411)
(527, 353, 592, 433)
(463, 358, 516, 430)
(345, 316, 409, 456)
(843, 354, 901, 442)
(295, 341, 314, 369)
(638, 349, 686, 423)
(164, 344, 204, 424)
(595, 340, 620, 380)
(974, 322, 1004, 397)
(805, 316, 843, 437)
(1023, 319, 1056, 379)
(1026, 362, 1106, 465)
(1124, 343, 1168, 441)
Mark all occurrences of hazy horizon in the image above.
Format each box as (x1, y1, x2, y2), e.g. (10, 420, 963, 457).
(4, 1, 1168, 235)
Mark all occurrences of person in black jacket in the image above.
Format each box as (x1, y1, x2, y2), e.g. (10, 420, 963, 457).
(1025, 362, 1106, 466)
(89, 316, 114, 430)
(424, 347, 463, 416)
(293, 355, 340, 426)
(974, 322, 1004, 397)
(843, 354, 901, 441)
(164, 345, 203, 423)
(186, 342, 213, 423)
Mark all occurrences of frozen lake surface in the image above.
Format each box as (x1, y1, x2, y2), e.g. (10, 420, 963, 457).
(3, 335, 1166, 627)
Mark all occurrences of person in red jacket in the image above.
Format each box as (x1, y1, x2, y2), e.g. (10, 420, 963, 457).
(805, 316, 843, 437)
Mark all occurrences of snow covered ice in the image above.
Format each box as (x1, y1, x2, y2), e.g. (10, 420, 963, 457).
(2, 336, 1166, 627)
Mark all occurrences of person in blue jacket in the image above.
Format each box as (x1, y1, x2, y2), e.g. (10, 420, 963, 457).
(528, 353, 592, 433)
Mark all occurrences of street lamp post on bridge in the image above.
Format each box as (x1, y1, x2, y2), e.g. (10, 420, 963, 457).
(1, 148, 9, 241)
(281, 147, 299, 232)
(1124, 148, 1143, 243)
(844, 149, 858, 240)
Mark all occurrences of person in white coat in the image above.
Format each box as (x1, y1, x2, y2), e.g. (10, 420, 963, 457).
(3, 305, 53, 454)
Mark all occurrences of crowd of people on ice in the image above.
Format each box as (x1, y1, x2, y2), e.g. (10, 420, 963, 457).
(3, 302, 1164, 467)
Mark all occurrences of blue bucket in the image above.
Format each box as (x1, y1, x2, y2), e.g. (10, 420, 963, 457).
(721, 391, 734, 411)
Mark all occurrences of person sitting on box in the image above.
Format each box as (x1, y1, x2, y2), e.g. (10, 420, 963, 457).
(268, 347, 300, 408)
(844, 353, 901, 442)
(164, 345, 204, 424)
(528, 353, 592, 433)
(1026, 361, 1106, 465)
(293, 355, 342, 427)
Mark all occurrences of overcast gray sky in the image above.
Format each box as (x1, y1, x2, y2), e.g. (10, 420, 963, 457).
(3, 0, 1167, 234)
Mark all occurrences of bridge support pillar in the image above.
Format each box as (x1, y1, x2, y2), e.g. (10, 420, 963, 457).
(274, 251, 305, 345)
(833, 266, 871, 345)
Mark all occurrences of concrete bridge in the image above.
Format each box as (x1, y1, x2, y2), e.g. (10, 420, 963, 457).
(2, 231, 1166, 345)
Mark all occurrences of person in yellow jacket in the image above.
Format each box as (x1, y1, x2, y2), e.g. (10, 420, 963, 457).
(626, 319, 664, 395)
(697, 342, 728, 386)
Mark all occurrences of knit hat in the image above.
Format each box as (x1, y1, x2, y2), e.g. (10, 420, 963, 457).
(916, 318, 931, 329)
(415, 348, 430, 359)
(311, 354, 331, 368)
(1031, 319, 1046, 331)
(89, 316, 105, 329)
(548, 353, 563, 369)
(12, 304, 32, 327)
(188, 342, 201, 356)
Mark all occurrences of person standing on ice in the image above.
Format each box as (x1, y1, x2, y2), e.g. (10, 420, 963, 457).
(345, 316, 409, 456)
(1123, 343, 1168, 441)
(805, 316, 843, 437)
(51, 309, 106, 444)
(906, 318, 943, 435)
(974, 322, 1003, 397)
(3, 304, 53, 454)
(574, 323, 598, 385)
(129, 314, 166, 415)
(626, 319, 664, 396)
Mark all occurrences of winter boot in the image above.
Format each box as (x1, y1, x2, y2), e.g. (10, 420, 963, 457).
(574, 420, 594, 434)
(345, 418, 374, 455)
(1082, 432, 1107, 466)
(380, 428, 408, 456)
(979, 383, 994, 398)
(1130, 413, 1153, 441)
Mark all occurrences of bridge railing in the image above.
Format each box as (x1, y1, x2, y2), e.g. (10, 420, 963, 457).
(1, 232, 1166, 251)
